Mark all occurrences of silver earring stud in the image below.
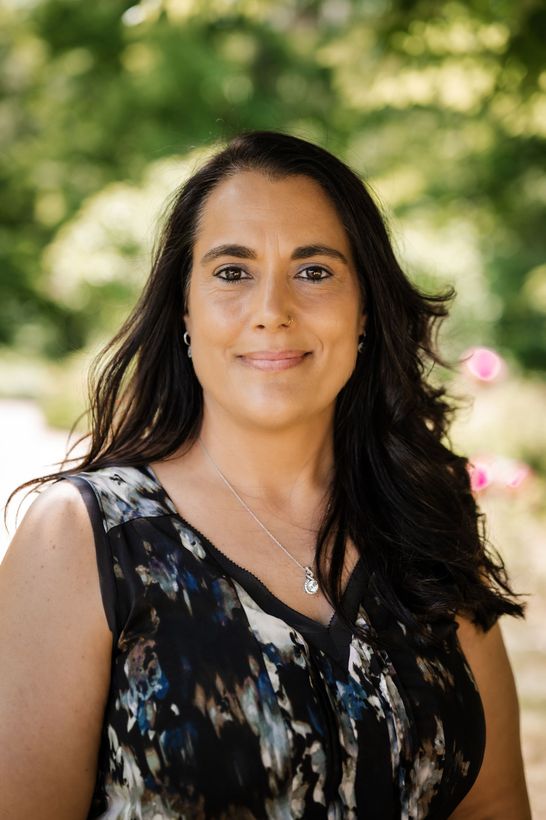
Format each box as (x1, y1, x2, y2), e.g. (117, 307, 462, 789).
(358, 331, 366, 353)
(183, 330, 192, 359)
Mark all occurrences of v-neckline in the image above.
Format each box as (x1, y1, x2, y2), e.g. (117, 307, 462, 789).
(140, 462, 365, 635)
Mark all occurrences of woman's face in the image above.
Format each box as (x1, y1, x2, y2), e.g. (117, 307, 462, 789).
(184, 170, 366, 432)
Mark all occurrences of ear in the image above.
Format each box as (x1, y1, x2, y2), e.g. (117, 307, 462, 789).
(183, 310, 192, 336)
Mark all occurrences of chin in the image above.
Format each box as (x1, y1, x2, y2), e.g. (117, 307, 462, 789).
(232, 393, 334, 432)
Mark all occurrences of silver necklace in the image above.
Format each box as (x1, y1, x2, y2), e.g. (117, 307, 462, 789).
(199, 438, 320, 596)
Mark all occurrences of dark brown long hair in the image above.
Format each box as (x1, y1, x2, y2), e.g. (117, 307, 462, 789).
(10, 129, 526, 647)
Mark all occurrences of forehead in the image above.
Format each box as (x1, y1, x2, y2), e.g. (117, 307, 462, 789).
(194, 170, 351, 252)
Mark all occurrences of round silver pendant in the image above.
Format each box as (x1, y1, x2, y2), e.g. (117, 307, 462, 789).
(304, 566, 319, 595)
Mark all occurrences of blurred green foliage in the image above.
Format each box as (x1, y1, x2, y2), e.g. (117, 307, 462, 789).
(1, 0, 545, 378)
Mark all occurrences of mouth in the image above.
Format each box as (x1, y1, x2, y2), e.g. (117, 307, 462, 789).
(237, 350, 312, 372)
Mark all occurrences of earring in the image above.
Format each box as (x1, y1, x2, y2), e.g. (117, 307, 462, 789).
(183, 330, 192, 359)
(358, 330, 366, 353)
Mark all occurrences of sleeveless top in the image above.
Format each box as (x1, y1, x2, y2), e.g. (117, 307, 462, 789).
(63, 465, 486, 820)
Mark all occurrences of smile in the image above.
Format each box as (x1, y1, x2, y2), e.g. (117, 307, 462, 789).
(237, 351, 312, 371)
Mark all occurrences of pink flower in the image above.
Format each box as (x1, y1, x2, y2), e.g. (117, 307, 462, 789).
(468, 460, 491, 492)
(461, 347, 505, 382)
(467, 455, 532, 494)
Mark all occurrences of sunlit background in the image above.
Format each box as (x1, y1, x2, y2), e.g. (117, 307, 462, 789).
(1, 0, 545, 812)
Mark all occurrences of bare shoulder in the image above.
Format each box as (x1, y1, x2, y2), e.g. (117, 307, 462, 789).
(10, 476, 92, 540)
(449, 614, 532, 819)
(1, 478, 106, 614)
(0, 479, 112, 819)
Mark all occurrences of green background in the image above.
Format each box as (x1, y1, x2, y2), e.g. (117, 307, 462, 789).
(1, 0, 545, 446)
(1, 2, 545, 810)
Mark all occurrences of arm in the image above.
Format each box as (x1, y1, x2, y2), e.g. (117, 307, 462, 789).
(0, 480, 113, 820)
(449, 615, 532, 819)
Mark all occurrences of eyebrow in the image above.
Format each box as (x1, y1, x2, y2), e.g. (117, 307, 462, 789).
(200, 243, 350, 266)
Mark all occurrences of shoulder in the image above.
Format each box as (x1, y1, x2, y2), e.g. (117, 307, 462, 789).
(450, 614, 531, 819)
(1, 476, 113, 684)
(454, 614, 512, 705)
(1, 479, 109, 630)
(5, 479, 96, 571)
(0, 481, 113, 818)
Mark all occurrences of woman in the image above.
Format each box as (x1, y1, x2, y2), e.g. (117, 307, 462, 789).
(0, 130, 531, 819)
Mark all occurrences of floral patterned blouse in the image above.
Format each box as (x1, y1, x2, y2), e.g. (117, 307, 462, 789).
(63, 464, 486, 819)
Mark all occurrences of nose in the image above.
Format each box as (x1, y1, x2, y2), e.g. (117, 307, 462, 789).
(252, 272, 294, 330)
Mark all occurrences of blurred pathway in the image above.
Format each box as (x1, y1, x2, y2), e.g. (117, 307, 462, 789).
(0, 399, 76, 558)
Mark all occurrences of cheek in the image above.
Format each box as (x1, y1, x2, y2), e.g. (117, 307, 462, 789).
(320, 320, 359, 379)
(196, 292, 247, 336)
(319, 311, 359, 348)
(193, 295, 246, 344)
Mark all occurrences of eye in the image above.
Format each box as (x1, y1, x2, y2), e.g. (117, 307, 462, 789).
(214, 266, 251, 282)
(296, 265, 332, 282)
(214, 264, 332, 283)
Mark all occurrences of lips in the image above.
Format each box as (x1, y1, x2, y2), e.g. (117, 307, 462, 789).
(237, 350, 311, 371)
(240, 350, 310, 360)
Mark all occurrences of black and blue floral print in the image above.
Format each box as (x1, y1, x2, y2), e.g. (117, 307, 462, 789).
(63, 465, 485, 819)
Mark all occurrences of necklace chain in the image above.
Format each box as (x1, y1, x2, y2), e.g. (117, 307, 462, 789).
(198, 438, 320, 595)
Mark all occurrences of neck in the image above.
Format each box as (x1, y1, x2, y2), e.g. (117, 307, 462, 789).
(195, 405, 335, 515)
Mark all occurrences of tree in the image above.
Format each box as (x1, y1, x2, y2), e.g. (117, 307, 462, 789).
(1, 0, 544, 369)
